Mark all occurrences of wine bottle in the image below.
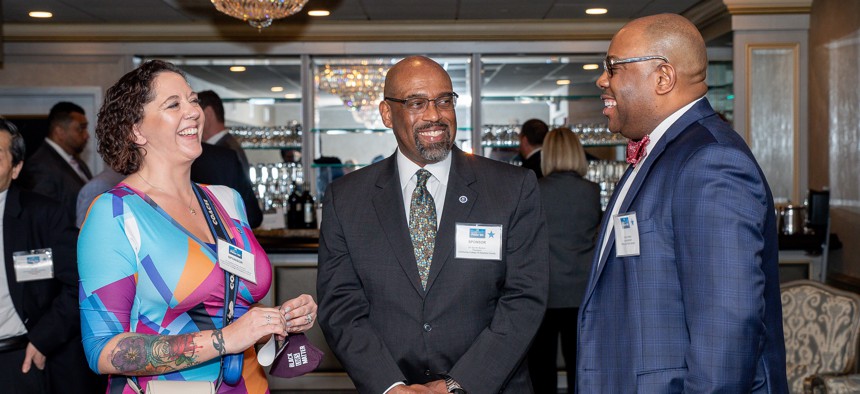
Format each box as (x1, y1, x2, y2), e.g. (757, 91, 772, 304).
(301, 185, 317, 229)
(287, 182, 302, 229)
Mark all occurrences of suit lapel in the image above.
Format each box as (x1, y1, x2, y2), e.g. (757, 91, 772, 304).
(425, 149, 476, 292)
(44, 145, 86, 186)
(617, 99, 717, 214)
(371, 156, 426, 296)
(581, 99, 719, 305)
(582, 165, 633, 302)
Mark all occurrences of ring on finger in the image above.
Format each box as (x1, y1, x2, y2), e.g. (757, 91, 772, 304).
(305, 313, 313, 324)
(266, 314, 272, 324)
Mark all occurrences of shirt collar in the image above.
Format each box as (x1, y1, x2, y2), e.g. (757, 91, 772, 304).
(524, 147, 541, 160)
(43, 138, 75, 162)
(644, 96, 705, 156)
(206, 129, 229, 144)
(0, 189, 7, 221)
(396, 148, 452, 188)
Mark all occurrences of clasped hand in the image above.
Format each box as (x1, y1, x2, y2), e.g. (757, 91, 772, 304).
(221, 294, 317, 354)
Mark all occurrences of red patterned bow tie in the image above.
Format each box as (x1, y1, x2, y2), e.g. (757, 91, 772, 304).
(626, 135, 650, 166)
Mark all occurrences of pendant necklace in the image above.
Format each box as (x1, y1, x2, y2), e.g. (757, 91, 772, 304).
(137, 173, 197, 215)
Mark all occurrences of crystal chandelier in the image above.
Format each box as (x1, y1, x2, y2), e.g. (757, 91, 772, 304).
(317, 63, 390, 128)
(210, 0, 310, 30)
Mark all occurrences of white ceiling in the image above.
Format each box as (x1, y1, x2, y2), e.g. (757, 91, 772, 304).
(3, 0, 706, 24)
(2, 0, 727, 99)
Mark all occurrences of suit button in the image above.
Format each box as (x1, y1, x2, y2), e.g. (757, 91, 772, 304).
(424, 369, 431, 376)
(423, 323, 432, 332)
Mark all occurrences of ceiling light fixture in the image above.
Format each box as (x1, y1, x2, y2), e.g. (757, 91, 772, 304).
(271, 86, 285, 92)
(29, 11, 53, 18)
(318, 62, 390, 128)
(556, 80, 571, 85)
(586, 8, 608, 15)
(230, 66, 246, 72)
(284, 94, 298, 99)
(210, 0, 310, 30)
(582, 64, 599, 70)
(308, 10, 330, 17)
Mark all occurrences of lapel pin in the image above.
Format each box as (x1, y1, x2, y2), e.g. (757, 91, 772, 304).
(459, 196, 468, 204)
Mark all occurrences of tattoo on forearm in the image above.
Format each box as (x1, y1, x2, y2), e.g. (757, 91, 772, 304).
(212, 329, 227, 356)
(110, 333, 202, 374)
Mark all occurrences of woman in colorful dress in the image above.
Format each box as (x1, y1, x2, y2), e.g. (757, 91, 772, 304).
(78, 60, 317, 393)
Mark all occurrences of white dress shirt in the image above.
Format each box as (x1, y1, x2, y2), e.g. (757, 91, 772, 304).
(44, 138, 89, 182)
(0, 190, 29, 339)
(597, 97, 705, 267)
(396, 149, 451, 227)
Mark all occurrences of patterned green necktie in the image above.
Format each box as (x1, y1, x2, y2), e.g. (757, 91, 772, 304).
(409, 169, 436, 290)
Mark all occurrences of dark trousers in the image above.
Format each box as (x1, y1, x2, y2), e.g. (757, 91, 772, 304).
(0, 339, 106, 394)
(0, 348, 49, 394)
(528, 307, 578, 394)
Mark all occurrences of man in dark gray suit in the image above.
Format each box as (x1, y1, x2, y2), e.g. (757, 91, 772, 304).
(317, 56, 549, 394)
(197, 90, 251, 176)
(18, 102, 92, 225)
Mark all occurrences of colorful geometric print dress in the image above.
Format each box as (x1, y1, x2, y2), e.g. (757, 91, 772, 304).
(79, 183, 272, 393)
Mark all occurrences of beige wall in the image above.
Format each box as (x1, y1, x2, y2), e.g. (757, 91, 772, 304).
(809, 0, 860, 279)
(0, 54, 130, 91)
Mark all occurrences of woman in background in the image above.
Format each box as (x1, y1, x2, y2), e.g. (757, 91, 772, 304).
(78, 60, 316, 393)
(527, 127, 601, 393)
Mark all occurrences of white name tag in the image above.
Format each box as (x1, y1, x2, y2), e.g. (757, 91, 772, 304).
(455, 223, 503, 260)
(613, 212, 641, 257)
(217, 239, 257, 284)
(13, 248, 54, 282)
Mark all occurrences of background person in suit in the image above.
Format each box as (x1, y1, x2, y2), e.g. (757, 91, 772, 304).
(518, 118, 548, 178)
(18, 102, 91, 225)
(191, 143, 263, 228)
(526, 127, 601, 394)
(75, 143, 263, 229)
(0, 118, 103, 393)
(197, 90, 251, 176)
(577, 14, 787, 393)
(76, 144, 263, 228)
(317, 56, 549, 394)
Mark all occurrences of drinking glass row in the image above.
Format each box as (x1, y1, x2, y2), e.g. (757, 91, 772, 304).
(230, 121, 302, 149)
(481, 123, 627, 147)
(249, 162, 304, 211)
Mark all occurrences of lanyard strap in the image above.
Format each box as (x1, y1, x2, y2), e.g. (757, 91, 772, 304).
(192, 184, 239, 326)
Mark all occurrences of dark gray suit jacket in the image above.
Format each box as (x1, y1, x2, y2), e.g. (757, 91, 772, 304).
(317, 147, 549, 394)
(538, 171, 601, 308)
(3, 184, 102, 391)
(214, 132, 250, 177)
(19, 143, 87, 225)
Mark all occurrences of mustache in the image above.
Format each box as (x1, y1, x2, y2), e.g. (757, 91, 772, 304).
(415, 122, 449, 132)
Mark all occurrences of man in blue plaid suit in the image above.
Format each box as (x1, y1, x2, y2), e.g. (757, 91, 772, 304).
(577, 14, 788, 393)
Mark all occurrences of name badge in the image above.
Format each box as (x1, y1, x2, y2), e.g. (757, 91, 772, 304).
(613, 212, 641, 257)
(13, 248, 54, 282)
(455, 223, 503, 260)
(217, 239, 257, 284)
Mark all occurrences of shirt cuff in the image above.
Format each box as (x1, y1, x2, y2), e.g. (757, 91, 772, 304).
(383, 381, 405, 394)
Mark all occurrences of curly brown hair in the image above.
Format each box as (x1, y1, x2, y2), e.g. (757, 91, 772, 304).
(96, 60, 186, 175)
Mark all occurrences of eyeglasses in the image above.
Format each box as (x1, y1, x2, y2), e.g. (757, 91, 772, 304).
(384, 93, 458, 114)
(603, 55, 669, 77)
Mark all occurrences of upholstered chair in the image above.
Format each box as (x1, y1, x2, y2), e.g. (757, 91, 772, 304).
(782, 280, 860, 393)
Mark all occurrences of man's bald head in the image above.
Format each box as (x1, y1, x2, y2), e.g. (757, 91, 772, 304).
(384, 56, 451, 98)
(618, 14, 708, 94)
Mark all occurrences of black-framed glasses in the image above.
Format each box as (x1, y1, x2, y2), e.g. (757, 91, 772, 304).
(384, 92, 458, 114)
(603, 55, 669, 77)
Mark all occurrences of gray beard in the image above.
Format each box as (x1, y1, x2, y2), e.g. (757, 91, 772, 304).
(415, 134, 452, 163)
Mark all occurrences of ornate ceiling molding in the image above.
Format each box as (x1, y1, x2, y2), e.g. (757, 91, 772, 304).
(722, 0, 813, 14)
(3, 19, 627, 43)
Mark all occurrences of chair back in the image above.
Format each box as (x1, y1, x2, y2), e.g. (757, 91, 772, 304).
(782, 280, 860, 393)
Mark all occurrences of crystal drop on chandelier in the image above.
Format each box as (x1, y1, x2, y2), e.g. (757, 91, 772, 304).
(211, 0, 310, 30)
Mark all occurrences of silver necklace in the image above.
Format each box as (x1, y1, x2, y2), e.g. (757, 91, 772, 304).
(137, 173, 197, 215)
